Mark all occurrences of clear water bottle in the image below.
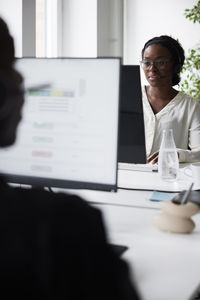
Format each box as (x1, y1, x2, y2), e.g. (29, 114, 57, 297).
(158, 129, 179, 181)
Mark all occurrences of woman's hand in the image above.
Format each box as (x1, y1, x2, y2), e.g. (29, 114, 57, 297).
(147, 151, 180, 164)
(147, 151, 159, 164)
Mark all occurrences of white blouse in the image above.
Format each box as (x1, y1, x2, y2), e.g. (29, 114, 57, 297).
(142, 86, 200, 163)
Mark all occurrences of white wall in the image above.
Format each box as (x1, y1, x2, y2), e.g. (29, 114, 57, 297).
(124, 0, 200, 65)
(61, 0, 123, 58)
(62, 0, 97, 57)
(0, 0, 22, 57)
(0, 0, 199, 62)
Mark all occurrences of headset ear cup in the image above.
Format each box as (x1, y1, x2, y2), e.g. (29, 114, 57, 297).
(0, 79, 7, 109)
(0, 72, 24, 121)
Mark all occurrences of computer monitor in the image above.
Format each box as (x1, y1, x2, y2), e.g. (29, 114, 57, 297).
(118, 65, 146, 164)
(0, 58, 120, 191)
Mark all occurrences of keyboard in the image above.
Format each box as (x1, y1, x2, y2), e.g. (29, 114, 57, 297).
(118, 162, 158, 172)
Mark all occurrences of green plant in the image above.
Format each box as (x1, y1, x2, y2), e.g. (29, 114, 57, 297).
(180, 0, 200, 101)
(184, 0, 200, 23)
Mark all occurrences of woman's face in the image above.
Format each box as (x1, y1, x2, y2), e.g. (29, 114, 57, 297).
(141, 44, 174, 87)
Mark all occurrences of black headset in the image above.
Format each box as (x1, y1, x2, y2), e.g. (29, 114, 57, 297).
(0, 71, 23, 113)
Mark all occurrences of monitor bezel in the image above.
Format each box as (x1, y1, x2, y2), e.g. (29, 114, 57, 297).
(0, 57, 121, 192)
(118, 64, 147, 164)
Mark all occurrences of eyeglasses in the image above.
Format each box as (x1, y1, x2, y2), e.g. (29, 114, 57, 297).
(140, 59, 171, 70)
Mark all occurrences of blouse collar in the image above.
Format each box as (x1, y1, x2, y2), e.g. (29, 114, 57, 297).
(142, 86, 183, 117)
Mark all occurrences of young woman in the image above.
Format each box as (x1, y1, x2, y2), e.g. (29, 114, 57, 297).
(140, 35, 200, 164)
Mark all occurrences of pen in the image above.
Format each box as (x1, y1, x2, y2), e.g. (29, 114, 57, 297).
(27, 83, 52, 92)
(181, 182, 194, 205)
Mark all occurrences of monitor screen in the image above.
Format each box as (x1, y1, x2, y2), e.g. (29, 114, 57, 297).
(0, 58, 121, 191)
(118, 65, 146, 164)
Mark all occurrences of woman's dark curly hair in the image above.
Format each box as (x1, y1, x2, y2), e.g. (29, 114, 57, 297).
(141, 35, 185, 86)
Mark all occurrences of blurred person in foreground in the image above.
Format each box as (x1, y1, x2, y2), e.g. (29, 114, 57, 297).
(0, 17, 140, 300)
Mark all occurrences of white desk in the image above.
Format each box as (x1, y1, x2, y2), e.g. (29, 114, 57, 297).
(53, 170, 200, 300)
(118, 167, 197, 192)
(95, 203, 200, 300)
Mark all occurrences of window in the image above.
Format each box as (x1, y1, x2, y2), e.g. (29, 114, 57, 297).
(36, 0, 45, 57)
(36, 0, 61, 57)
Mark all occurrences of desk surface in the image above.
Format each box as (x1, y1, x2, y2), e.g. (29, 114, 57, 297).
(118, 167, 196, 192)
(95, 203, 200, 300)
(54, 176, 200, 300)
